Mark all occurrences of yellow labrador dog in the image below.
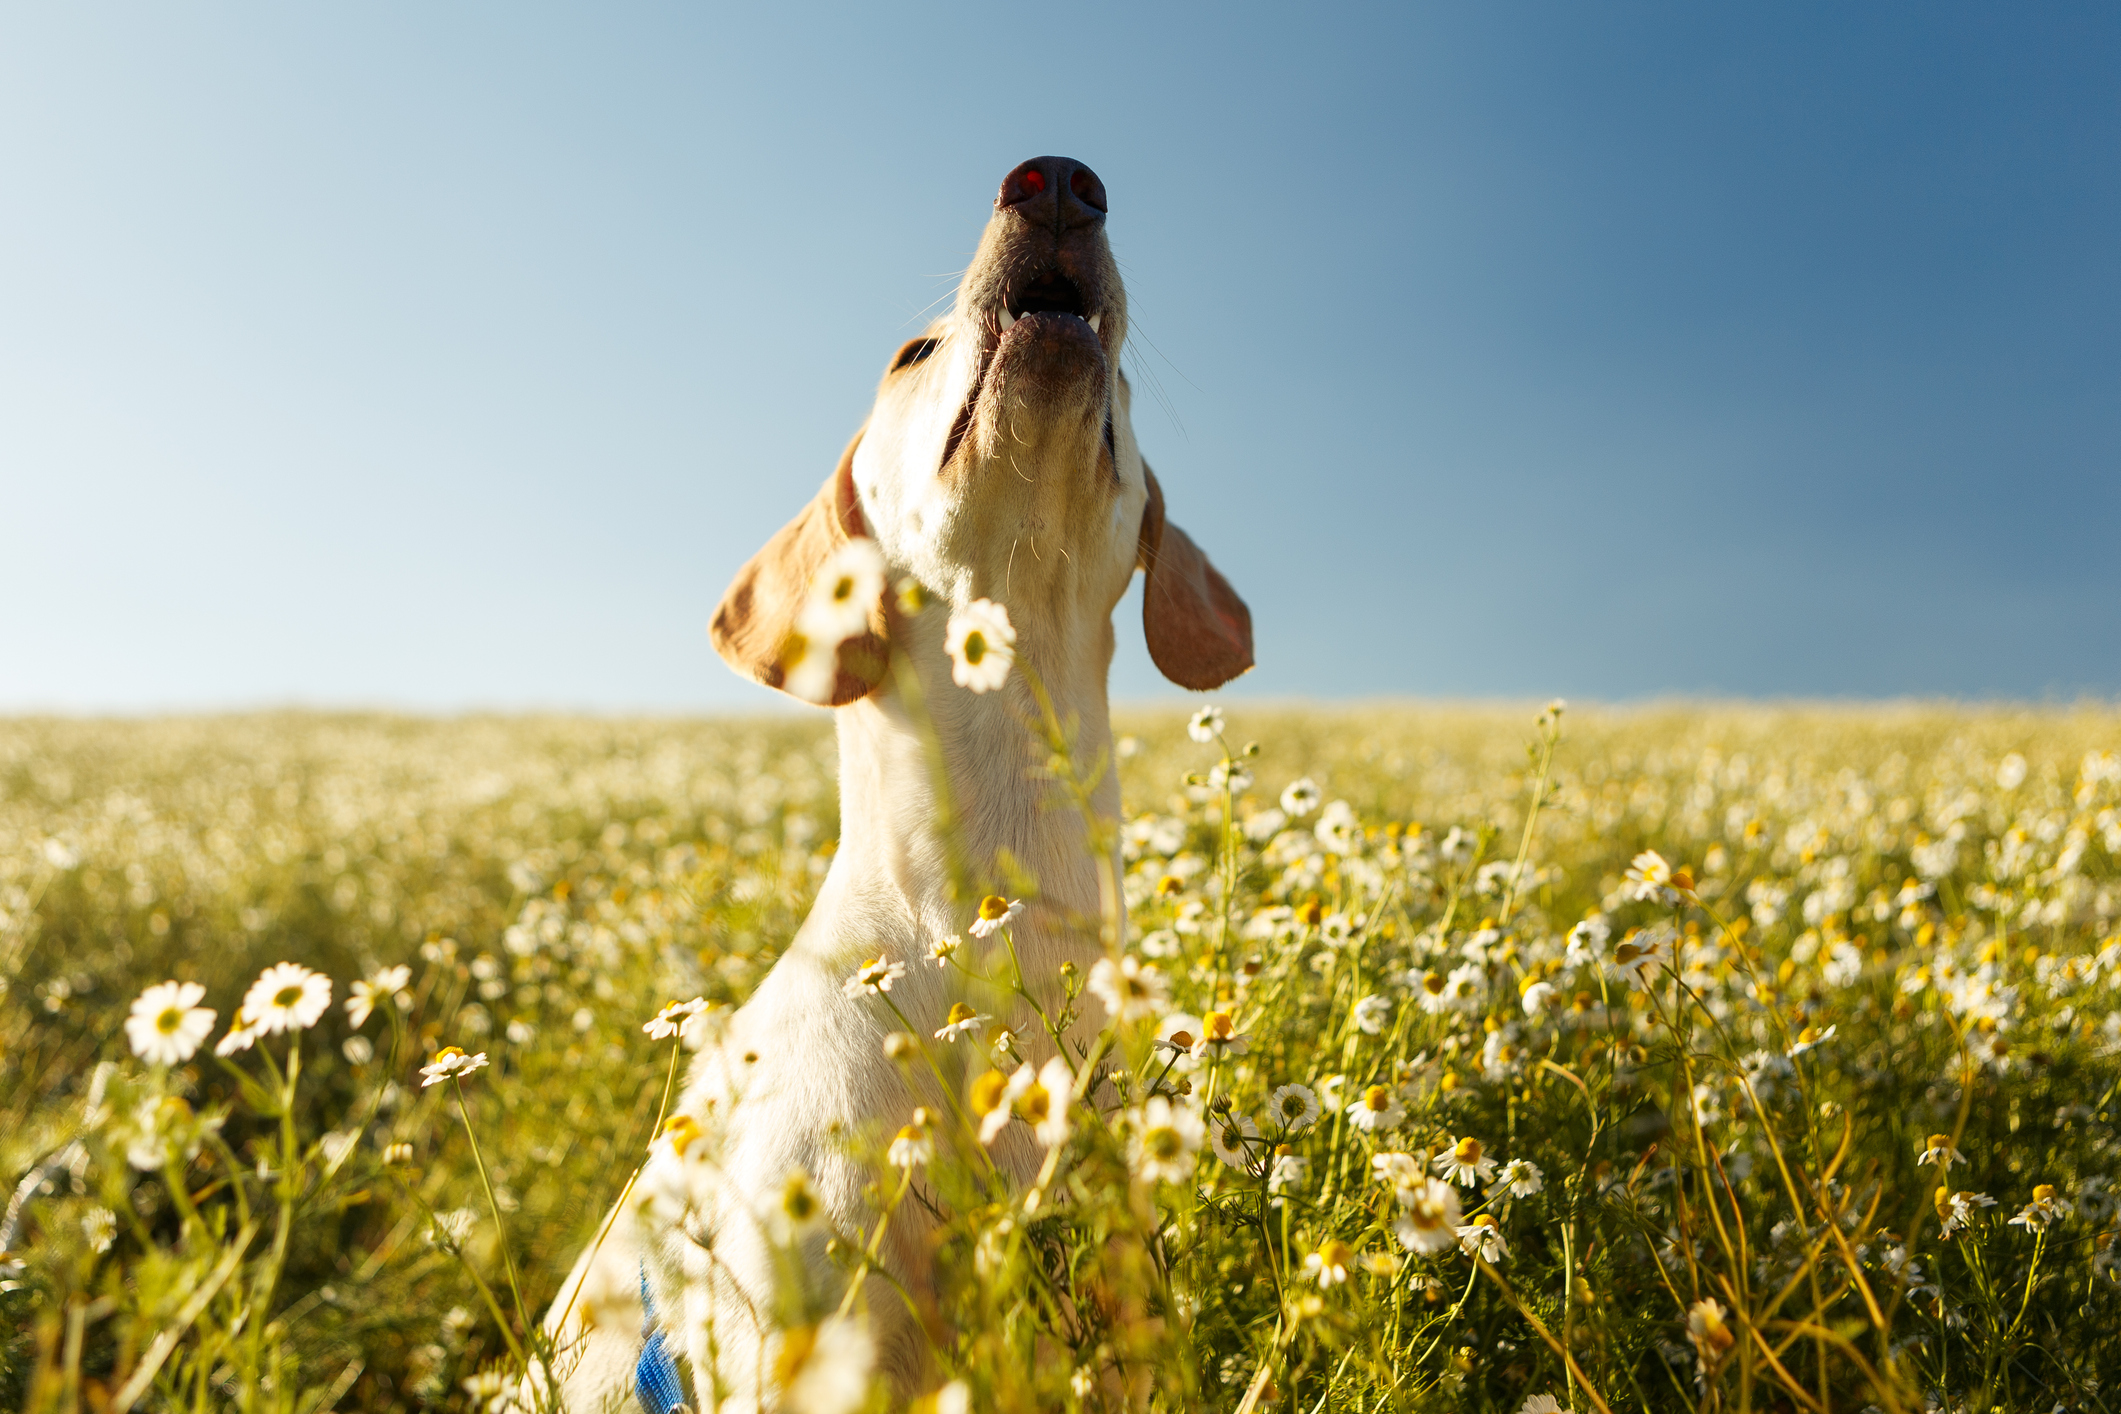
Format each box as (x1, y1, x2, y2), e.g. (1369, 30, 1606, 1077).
(542, 156, 1252, 1412)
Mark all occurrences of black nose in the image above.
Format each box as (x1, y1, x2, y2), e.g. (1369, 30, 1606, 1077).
(996, 156, 1107, 228)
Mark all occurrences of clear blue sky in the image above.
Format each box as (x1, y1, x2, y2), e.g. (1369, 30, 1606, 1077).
(4, 4, 2116, 711)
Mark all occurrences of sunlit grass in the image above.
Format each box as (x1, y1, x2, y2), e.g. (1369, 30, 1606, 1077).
(3, 704, 2118, 1412)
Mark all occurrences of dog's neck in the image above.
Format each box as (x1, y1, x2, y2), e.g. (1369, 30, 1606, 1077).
(823, 612, 1121, 978)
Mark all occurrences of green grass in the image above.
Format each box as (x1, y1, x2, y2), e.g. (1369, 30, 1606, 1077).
(3, 704, 2118, 1413)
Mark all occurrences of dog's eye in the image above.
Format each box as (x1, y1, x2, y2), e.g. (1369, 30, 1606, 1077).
(889, 337, 941, 373)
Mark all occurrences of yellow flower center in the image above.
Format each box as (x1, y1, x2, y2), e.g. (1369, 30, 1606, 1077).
(963, 632, 987, 665)
(2033, 1183, 2056, 1203)
(978, 895, 1010, 921)
(157, 1006, 184, 1034)
(1204, 1012, 1236, 1042)
(970, 1070, 1008, 1116)
(1454, 1137, 1483, 1164)
(1318, 1240, 1352, 1268)
(1168, 1030, 1195, 1049)
(1422, 971, 1445, 995)
(662, 1115, 702, 1157)
(946, 1002, 978, 1025)
(831, 574, 855, 604)
(1927, 1133, 1952, 1151)
(274, 985, 304, 1008)
(1146, 1126, 1183, 1160)
(433, 1046, 465, 1064)
(1362, 1085, 1391, 1112)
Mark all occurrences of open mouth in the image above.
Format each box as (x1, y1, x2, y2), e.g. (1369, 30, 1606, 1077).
(998, 270, 1101, 335)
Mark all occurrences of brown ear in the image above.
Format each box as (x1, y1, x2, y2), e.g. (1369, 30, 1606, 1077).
(1137, 464, 1254, 690)
(710, 433, 891, 705)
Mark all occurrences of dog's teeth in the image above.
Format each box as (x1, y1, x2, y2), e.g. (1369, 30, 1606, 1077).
(1087, 313, 1101, 333)
(998, 308, 1017, 331)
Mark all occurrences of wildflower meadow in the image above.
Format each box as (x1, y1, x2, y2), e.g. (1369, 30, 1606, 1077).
(5, 703, 2120, 1413)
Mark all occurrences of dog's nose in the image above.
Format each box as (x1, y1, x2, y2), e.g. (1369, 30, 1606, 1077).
(996, 156, 1107, 228)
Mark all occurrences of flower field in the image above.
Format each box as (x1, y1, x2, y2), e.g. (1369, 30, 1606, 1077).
(4, 703, 2120, 1413)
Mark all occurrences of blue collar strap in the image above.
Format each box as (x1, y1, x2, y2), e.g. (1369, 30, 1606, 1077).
(635, 1262, 690, 1414)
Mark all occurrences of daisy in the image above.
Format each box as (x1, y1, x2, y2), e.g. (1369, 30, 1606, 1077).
(659, 1114, 704, 1158)
(1786, 1023, 1837, 1058)
(1371, 1151, 1423, 1201)
(842, 956, 906, 999)
(1392, 1178, 1462, 1255)
(945, 598, 1016, 693)
(420, 1046, 490, 1087)
(968, 895, 1024, 939)
(241, 962, 333, 1036)
(1565, 916, 1609, 965)
(1610, 927, 1671, 986)
(1303, 1239, 1354, 1287)
(1520, 980, 1556, 1017)
(214, 1014, 260, 1056)
(779, 628, 839, 704)
(1351, 994, 1392, 1035)
(1269, 1149, 1310, 1191)
(345, 965, 412, 1028)
(1456, 1213, 1508, 1262)
(1520, 1395, 1566, 1414)
(1209, 1111, 1260, 1170)
(1415, 969, 1454, 1015)
(1187, 705, 1224, 743)
(1019, 1057, 1077, 1148)
(1687, 1298, 1735, 1368)
(1625, 850, 1678, 904)
(1089, 955, 1168, 1022)
(1498, 1159, 1544, 1198)
(1127, 1096, 1205, 1184)
(1918, 1133, 1966, 1171)
(1938, 1190, 1996, 1237)
(926, 935, 963, 967)
(888, 1110, 935, 1171)
(1264, 1083, 1321, 1133)
(1279, 777, 1321, 817)
(2007, 1183, 2069, 1231)
(934, 1002, 991, 1043)
(798, 537, 887, 645)
(1442, 962, 1486, 1010)
(1435, 1136, 1497, 1187)
(643, 998, 709, 1040)
(1189, 1010, 1250, 1059)
(124, 980, 216, 1066)
(1346, 1084, 1406, 1133)
(772, 1168, 827, 1240)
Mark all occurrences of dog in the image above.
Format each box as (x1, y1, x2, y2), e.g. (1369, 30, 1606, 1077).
(541, 155, 1252, 1413)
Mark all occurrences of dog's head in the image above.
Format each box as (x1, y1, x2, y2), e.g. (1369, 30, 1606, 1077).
(711, 156, 1252, 706)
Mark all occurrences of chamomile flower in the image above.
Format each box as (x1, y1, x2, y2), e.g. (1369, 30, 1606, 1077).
(1497, 1159, 1544, 1198)
(1392, 1178, 1462, 1254)
(1435, 1136, 1498, 1187)
(1189, 1010, 1250, 1059)
(1918, 1134, 1967, 1171)
(1351, 994, 1392, 1035)
(1304, 1239, 1354, 1287)
(1610, 927, 1671, 986)
(1209, 1111, 1260, 1170)
(1127, 1096, 1205, 1184)
(798, 537, 887, 645)
(1279, 777, 1321, 818)
(780, 628, 839, 704)
(1187, 705, 1225, 743)
(934, 1002, 992, 1042)
(1565, 915, 1610, 965)
(1687, 1299, 1735, 1369)
(1625, 850, 1679, 904)
(1089, 955, 1168, 1022)
(926, 935, 963, 967)
(124, 980, 215, 1066)
(214, 1014, 260, 1056)
(1519, 1396, 1566, 1414)
(420, 1046, 490, 1087)
(945, 598, 1016, 693)
(843, 956, 906, 998)
(1264, 1083, 1322, 1133)
(1456, 1213, 1508, 1262)
(1269, 1149, 1311, 1191)
(1786, 1023, 1837, 1057)
(345, 965, 411, 1028)
(241, 962, 333, 1036)
(1019, 1057, 1077, 1148)
(888, 1110, 935, 1171)
(1347, 1084, 1406, 1133)
(2008, 1183, 2069, 1231)
(643, 997, 710, 1040)
(1414, 969, 1453, 1015)
(1520, 980, 1556, 1017)
(969, 896, 1024, 939)
(1938, 1189, 1996, 1237)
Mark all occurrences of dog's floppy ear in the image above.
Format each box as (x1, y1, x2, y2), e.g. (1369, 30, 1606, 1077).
(1137, 464, 1254, 690)
(711, 433, 890, 706)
